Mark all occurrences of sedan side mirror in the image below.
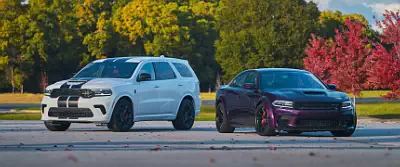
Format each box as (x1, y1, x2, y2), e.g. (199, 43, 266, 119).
(243, 83, 255, 90)
(138, 73, 152, 82)
(327, 84, 336, 91)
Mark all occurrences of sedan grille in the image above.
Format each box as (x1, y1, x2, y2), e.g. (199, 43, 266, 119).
(295, 102, 340, 110)
(297, 120, 339, 128)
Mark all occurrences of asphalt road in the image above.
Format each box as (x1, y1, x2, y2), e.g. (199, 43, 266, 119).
(0, 120, 400, 167)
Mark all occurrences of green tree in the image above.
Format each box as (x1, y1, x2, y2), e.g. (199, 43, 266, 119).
(0, 0, 30, 93)
(317, 10, 377, 40)
(215, 0, 320, 80)
(114, 0, 219, 90)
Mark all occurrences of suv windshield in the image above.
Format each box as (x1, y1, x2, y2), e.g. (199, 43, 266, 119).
(260, 71, 326, 89)
(74, 61, 139, 79)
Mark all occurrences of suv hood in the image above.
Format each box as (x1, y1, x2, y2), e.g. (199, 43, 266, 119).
(47, 78, 130, 90)
(263, 88, 350, 103)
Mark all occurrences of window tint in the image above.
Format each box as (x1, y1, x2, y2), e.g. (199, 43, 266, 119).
(153, 62, 176, 80)
(74, 62, 139, 79)
(260, 72, 326, 89)
(231, 72, 248, 88)
(172, 63, 193, 77)
(245, 72, 257, 85)
(139, 63, 155, 81)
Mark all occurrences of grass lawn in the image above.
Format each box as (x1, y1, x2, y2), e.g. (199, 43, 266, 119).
(0, 93, 43, 104)
(0, 113, 42, 120)
(348, 90, 390, 98)
(2, 103, 399, 121)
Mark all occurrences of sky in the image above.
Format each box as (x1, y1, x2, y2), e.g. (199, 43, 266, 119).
(306, 0, 400, 30)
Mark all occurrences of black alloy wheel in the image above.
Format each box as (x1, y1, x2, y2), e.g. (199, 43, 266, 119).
(108, 98, 134, 132)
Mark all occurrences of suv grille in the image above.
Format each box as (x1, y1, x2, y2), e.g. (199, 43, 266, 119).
(48, 107, 93, 118)
(50, 89, 93, 98)
(295, 102, 340, 110)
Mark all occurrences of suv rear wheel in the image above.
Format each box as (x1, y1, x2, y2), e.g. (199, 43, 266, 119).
(108, 98, 134, 132)
(44, 121, 71, 131)
(173, 99, 195, 130)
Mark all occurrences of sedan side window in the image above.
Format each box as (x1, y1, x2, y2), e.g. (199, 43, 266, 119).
(139, 63, 156, 81)
(231, 72, 248, 88)
(244, 72, 257, 85)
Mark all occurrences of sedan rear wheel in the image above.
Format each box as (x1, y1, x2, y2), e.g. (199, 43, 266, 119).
(216, 103, 235, 133)
(255, 105, 277, 136)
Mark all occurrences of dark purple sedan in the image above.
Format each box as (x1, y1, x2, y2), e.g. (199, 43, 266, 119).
(215, 68, 356, 137)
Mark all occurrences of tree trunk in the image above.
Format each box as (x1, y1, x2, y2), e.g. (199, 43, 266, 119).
(10, 68, 14, 93)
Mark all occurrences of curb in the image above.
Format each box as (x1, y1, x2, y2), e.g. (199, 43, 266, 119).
(0, 110, 41, 114)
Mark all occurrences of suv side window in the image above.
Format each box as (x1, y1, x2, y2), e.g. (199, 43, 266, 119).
(172, 63, 193, 77)
(153, 62, 176, 80)
(230, 72, 248, 88)
(139, 63, 155, 81)
(245, 72, 257, 85)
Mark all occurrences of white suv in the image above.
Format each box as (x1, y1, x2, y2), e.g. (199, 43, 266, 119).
(41, 56, 201, 132)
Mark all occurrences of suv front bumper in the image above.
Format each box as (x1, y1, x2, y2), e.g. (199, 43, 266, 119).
(41, 96, 114, 123)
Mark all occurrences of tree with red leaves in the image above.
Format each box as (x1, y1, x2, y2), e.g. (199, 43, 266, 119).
(365, 10, 400, 99)
(304, 19, 372, 95)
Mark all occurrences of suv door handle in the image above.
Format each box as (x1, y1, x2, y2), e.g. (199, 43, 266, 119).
(154, 85, 160, 88)
(178, 84, 183, 87)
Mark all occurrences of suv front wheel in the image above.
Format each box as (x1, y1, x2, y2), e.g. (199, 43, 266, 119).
(173, 99, 195, 130)
(108, 98, 134, 132)
(44, 121, 71, 131)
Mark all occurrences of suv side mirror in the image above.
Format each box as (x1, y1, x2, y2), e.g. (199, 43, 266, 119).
(138, 73, 152, 82)
(243, 83, 255, 90)
(327, 84, 336, 91)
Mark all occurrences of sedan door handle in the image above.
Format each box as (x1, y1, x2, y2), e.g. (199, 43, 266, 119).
(154, 85, 160, 88)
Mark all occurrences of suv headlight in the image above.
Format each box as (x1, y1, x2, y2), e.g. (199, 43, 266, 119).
(272, 100, 294, 109)
(44, 89, 52, 96)
(92, 89, 113, 96)
(341, 101, 353, 109)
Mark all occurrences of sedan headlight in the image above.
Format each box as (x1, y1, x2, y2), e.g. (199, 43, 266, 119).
(272, 100, 294, 109)
(341, 101, 353, 109)
(44, 89, 52, 96)
(92, 89, 113, 96)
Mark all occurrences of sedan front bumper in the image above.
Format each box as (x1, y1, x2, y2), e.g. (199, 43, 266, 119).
(273, 108, 356, 131)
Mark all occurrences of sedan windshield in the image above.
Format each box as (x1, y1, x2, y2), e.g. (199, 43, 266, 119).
(74, 61, 139, 79)
(260, 72, 326, 89)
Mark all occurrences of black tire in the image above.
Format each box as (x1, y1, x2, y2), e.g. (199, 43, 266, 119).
(216, 103, 235, 133)
(173, 99, 195, 130)
(287, 130, 302, 135)
(44, 121, 71, 131)
(108, 98, 134, 132)
(255, 105, 277, 136)
(331, 114, 357, 137)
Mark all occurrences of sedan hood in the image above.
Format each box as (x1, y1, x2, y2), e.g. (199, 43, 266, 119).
(263, 88, 350, 103)
(47, 78, 130, 90)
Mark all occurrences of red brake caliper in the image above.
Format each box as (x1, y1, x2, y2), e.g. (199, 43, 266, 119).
(261, 108, 268, 125)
